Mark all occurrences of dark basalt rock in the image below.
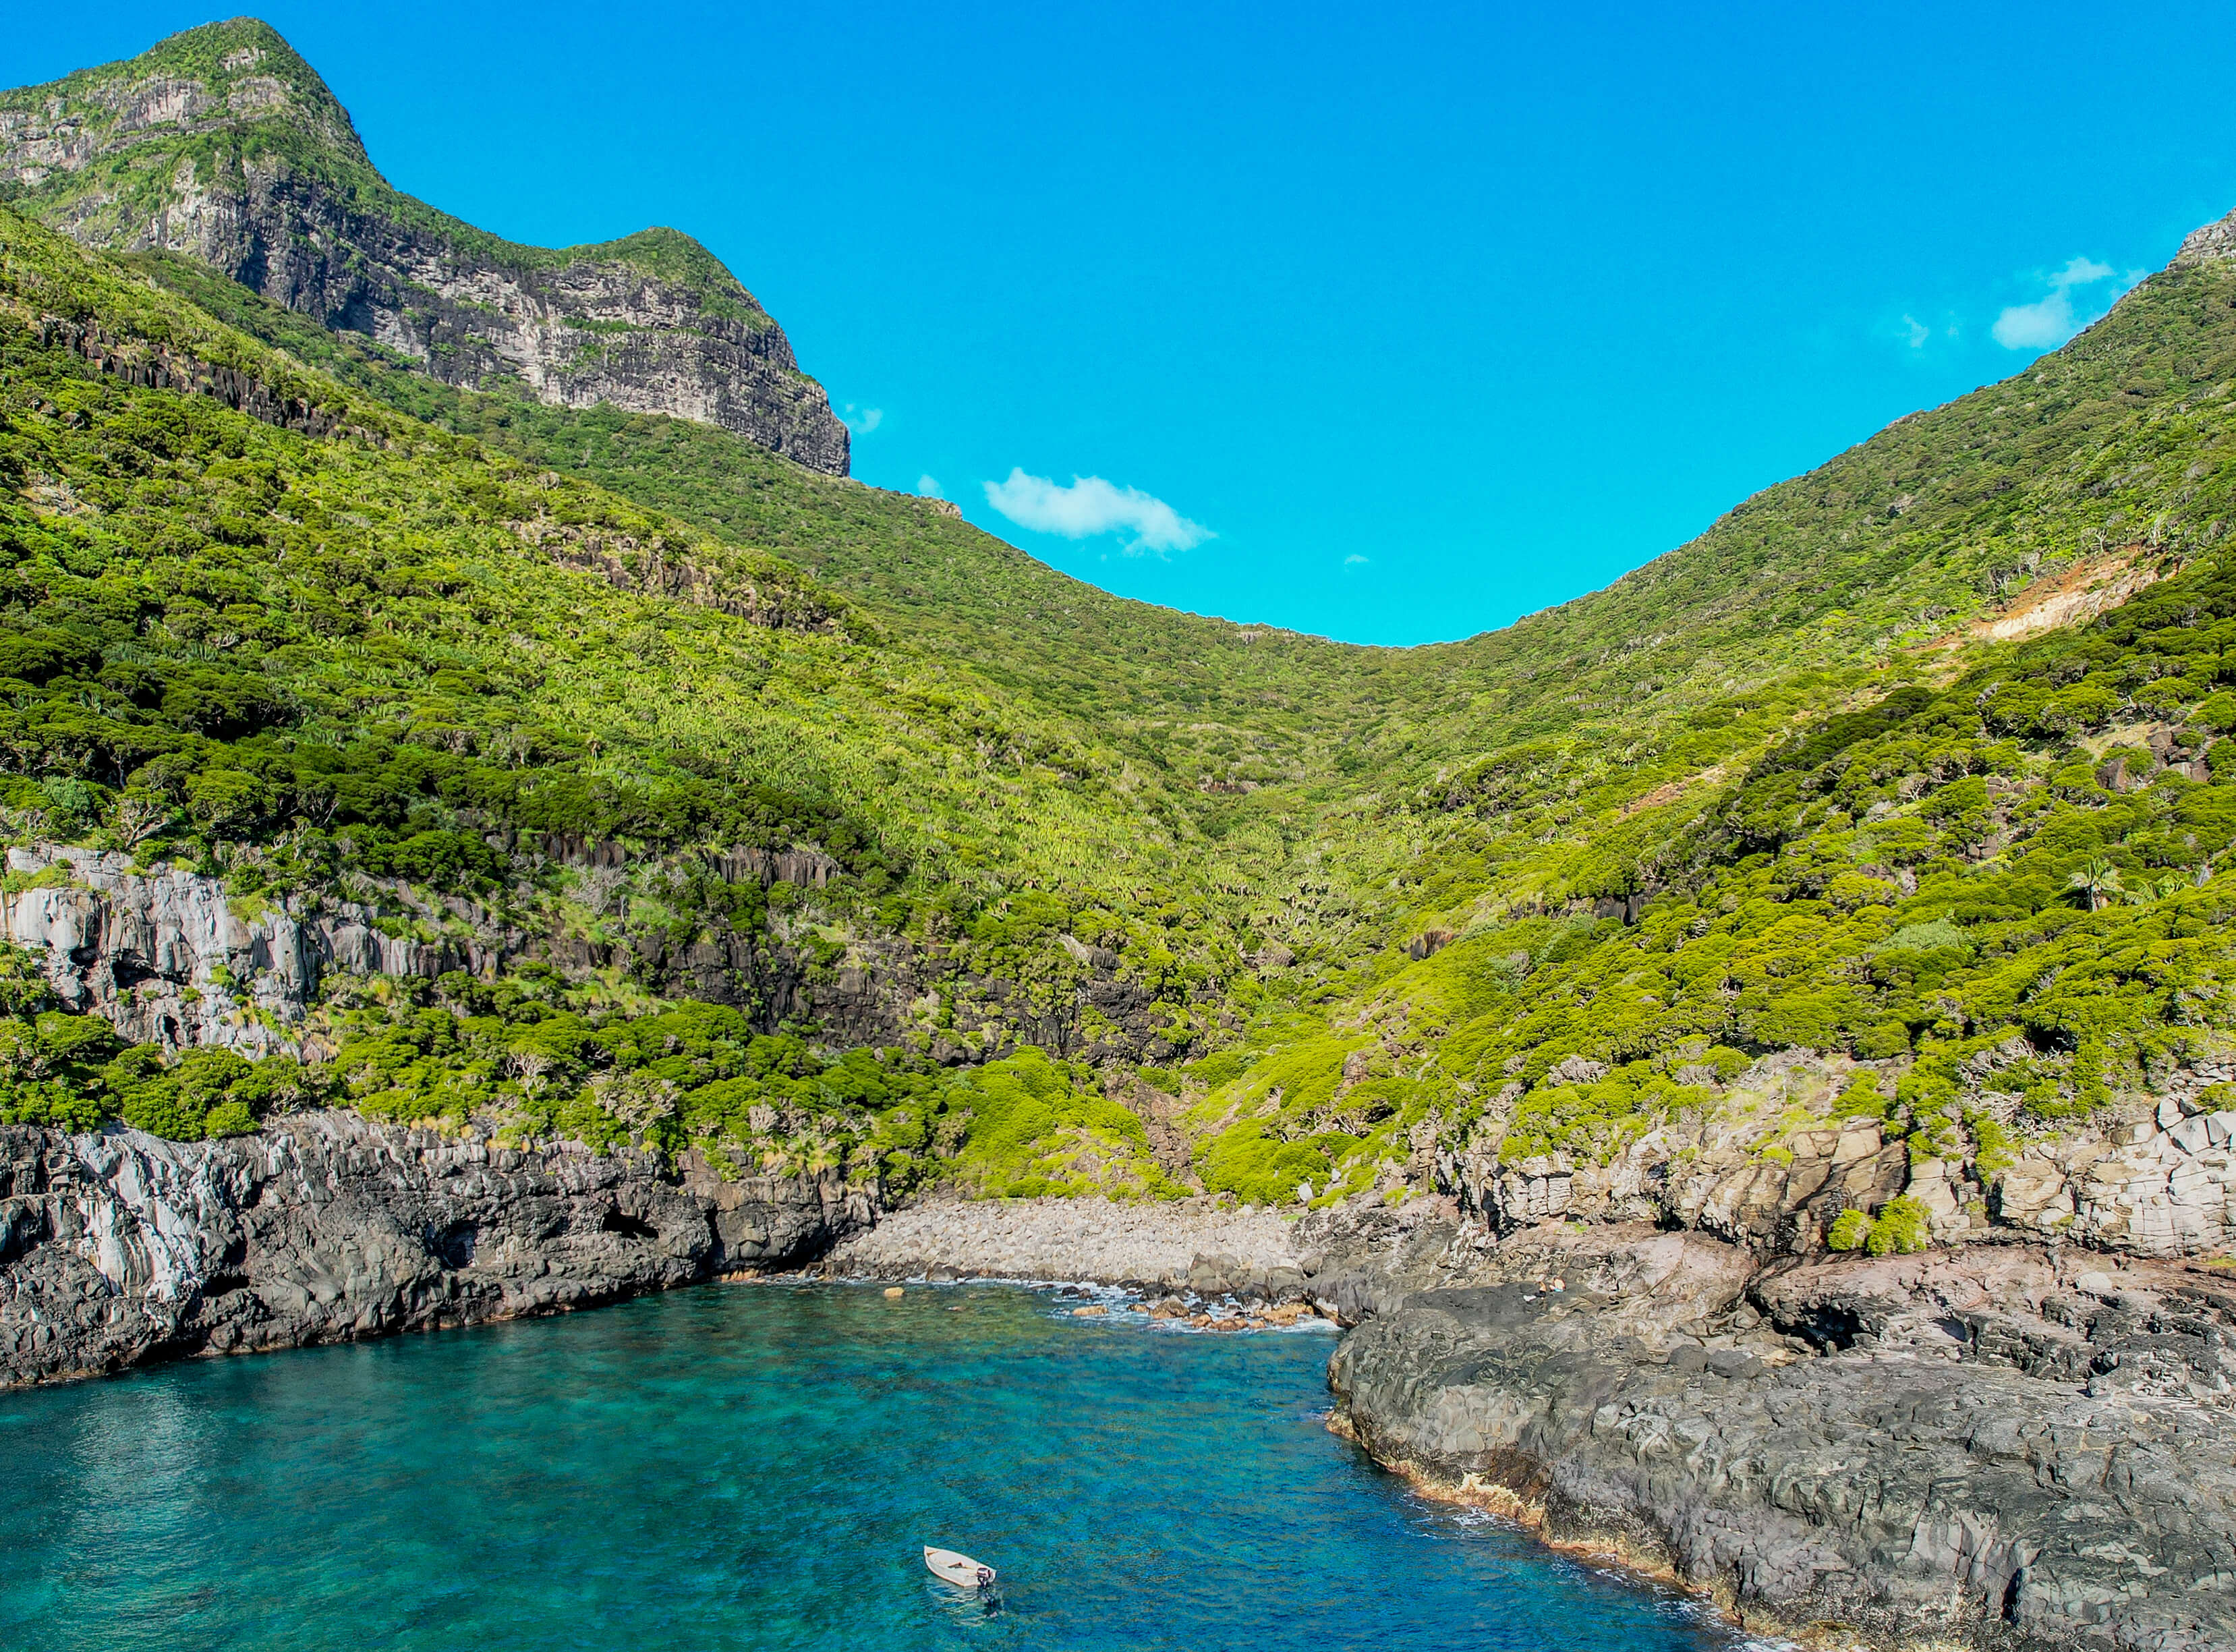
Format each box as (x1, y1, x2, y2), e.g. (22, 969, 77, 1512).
(1315, 1211, 2236, 1651)
(0, 1118, 871, 1390)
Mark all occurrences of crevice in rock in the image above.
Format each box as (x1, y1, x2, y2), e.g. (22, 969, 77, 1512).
(598, 1207, 657, 1241)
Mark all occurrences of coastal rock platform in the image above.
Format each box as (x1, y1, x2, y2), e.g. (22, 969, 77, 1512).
(1319, 1207, 2236, 1651)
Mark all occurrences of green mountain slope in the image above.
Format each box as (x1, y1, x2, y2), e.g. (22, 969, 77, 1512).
(1164, 235, 2236, 1207)
(119, 143, 2236, 954)
(1183, 552, 2236, 1205)
(10, 21, 2236, 1221)
(107, 249, 1397, 799)
(0, 206, 1262, 1189)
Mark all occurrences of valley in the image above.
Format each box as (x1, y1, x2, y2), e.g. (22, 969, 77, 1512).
(3, 19, 2236, 1650)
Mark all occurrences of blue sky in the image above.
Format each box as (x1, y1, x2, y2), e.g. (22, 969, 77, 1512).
(8, 4, 2236, 644)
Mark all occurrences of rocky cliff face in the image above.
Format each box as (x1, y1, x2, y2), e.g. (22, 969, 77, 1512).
(1357, 1046, 2236, 1644)
(0, 20, 849, 474)
(0, 1113, 871, 1389)
(1306, 1202, 2236, 1651)
(0, 841, 1190, 1068)
(3, 844, 470, 1055)
(0, 839, 874, 1056)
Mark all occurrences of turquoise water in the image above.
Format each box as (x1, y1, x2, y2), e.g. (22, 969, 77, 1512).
(0, 1284, 1751, 1651)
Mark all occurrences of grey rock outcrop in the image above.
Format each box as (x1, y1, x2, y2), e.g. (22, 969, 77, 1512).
(0, 1114, 873, 1389)
(2, 845, 458, 1054)
(0, 20, 849, 473)
(1431, 1048, 2236, 1262)
(1318, 1207, 2236, 1651)
(0, 838, 1201, 1069)
(2180, 204, 2236, 267)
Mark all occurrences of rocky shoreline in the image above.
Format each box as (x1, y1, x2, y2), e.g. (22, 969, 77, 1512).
(1305, 1204, 2236, 1652)
(836, 1192, 2236, 1647)
(0, 1116, 869, 1389)
(1, 1120, 1312, 1394)
(9, 1118, 2235, 1650)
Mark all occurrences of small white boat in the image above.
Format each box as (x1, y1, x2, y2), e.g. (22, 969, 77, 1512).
(923, 1545, 998, 1589)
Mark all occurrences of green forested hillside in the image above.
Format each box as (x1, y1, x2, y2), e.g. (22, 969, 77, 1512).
(112, 251, 1396, 796)
(129, 205, 2236, 963)
(0, 206, 1265, 1183)
(1180, 554, 2236, 1203)
(9, 19, 2236, 1214)
(1164, 246, 2236, 1205)
(0, 213, 1208, 902)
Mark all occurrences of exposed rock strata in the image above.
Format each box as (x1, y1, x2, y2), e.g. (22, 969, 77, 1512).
(1433, 1048, 2236, 1259)
(3, 844, 454, 1054)
(1, 840, 1218, 1067)
(1313, 1205, 2236, 1651)
(35, 312, 351, 436)
(0, 839, 878, 1057)
(0, 1115, 871, 1389)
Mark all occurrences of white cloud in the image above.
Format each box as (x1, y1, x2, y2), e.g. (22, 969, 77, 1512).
(841, 404, 883, 436)
(1343, 554, 1371, 566)
(1902, 314, 1930, 349)
(916, 474, 943, 499)
(981, 467, 1212, 554)
(1992, 256, 2141, 351)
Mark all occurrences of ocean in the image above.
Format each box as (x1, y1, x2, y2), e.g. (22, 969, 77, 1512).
(0, 1282, 1763, 1651)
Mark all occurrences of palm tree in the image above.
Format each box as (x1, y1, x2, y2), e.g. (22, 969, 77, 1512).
(2121, 872, 2188, 907)
(2066, 857, 2124, 912)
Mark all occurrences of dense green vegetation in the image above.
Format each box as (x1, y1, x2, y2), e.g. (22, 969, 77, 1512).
(0, 938, 1166, 1196)
(125, 172, 2236, 992)
(9, 19, 2236, 1214)
(115, 250, 1393, 801)
(0, 204, 1269, 1175)
(1178, 552, 2236, 1202)
(315, 975, 1172, 1199)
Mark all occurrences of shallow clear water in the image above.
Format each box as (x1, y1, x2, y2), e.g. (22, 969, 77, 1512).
(0, 1284, 1754, 1651)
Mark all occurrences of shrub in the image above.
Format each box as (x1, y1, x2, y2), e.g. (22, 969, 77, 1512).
(1853, 1022, 1912, 1059)
(1866, 1195, 1932, 1255)
(202, 1100, 258, 1137)
(1198, 1118, 1329, 1206)
(1881, 917, 1971, 957)
(2191, 692, 2236, 734)
(1187, 1050, 1253, 1088)
(119, 1077, 200, 1140)
(1832, 1075, 1891, 1119)
(1826, 1209, 1871, 1251)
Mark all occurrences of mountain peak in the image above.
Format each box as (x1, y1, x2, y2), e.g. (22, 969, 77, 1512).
(2177, 203, 2236, 268)
(0, 22, 849, 474)
(0, 18, 370, 179)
